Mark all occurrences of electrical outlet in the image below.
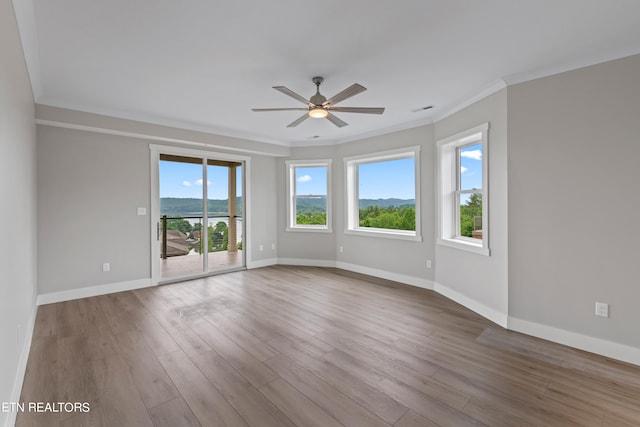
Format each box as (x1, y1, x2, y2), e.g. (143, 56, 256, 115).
(595, 302, 609, 318)
(271, 243, 276, 250)
(427, 259, 432, 268)
(137, 207, 147, 216)
(259, 244, 263, 251)
(102, 262, 110, 272)
(339, 246, 344, 253)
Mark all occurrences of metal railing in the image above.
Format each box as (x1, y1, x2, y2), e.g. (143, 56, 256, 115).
(160, 215, 240, 259)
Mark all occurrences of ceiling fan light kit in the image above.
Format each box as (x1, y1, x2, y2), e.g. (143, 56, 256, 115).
(252, 76, 385, 128)
(309, 107, 328, 118)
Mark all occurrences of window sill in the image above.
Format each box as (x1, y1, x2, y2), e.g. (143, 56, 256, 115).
(438, 237, 490, 256)
(286, 226, 332, 233)
(346, 228, 422, 242)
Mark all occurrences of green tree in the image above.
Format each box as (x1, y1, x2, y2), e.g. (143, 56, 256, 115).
(459, 194, 482, 237)
(166, 217, 192, 235)
(296, 212, 326, 225)
(358, 205, 416, 231)
(208, 221, 228, 252)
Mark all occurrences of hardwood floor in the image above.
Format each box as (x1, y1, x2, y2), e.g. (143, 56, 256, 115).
(17, 266, 640, 426)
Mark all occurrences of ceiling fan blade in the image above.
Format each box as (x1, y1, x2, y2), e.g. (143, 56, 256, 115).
(329, 107, 385, 114)
(273, 86, 311, 105)
(323, 83, 366, 106)
(325, 112, 348, 128)
(287, 114, 310, 128)
(251, 108, 308, 112)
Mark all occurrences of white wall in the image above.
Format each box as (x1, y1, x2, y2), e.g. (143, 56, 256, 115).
(508, 54, 640, 353)
(0, 0, 37, 425)
(433, 89, 509, 326)
(36, 113, 283, 297)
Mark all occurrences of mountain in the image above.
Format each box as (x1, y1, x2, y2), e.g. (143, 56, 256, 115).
(297, 196, 416, 209)
(160, 197, 415, 217)
(358, 198, 415, 209)
(160, 197, 243, 216)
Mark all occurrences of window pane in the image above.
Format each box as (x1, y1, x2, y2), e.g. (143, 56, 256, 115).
(459, 192, 482, 239)
(294, 166, 327, 226)
(357, 158, 416, 231)
(459, 143, 482, 191)
(295, 196, 326, 225)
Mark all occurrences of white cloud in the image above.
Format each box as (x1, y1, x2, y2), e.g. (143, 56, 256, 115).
(460, 149, 482, 160)
(182, 180, 192, 187)
(460, 166, 468, 174)
(297, 174, 312, 183)
(195, 179, 212, 186)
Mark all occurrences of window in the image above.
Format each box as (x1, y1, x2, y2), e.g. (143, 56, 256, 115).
(286, 160, 332, 232)
(437, 123, 489, 255)
(345, 146, 421, 241)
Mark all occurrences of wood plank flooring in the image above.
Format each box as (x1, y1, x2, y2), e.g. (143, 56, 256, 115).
(16, 266, 640, 426)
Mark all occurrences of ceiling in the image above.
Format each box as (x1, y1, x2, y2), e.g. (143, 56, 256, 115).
(18, 0, 640, 146)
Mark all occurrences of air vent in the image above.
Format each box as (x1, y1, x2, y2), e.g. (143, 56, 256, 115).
(412, 105, 434, 112)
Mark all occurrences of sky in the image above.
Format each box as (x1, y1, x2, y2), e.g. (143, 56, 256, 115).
(159, 161, 242, 199)
(295, 166, 328, 196)
(459, 143, 483, 191)
(160, 147, 481, 201)
(294, 158, 417, 200)
(358, 157, 415, 199)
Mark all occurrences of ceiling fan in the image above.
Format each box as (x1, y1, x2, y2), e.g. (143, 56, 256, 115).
(252, 76, 385, 128)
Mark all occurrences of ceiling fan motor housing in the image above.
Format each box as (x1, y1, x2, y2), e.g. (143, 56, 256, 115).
(310, 76, 327, 106)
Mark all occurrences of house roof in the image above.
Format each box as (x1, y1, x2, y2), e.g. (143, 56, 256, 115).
(13, 0, 640, 146)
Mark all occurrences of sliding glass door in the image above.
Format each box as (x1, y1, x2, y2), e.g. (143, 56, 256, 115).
(157, 153, 245, 283)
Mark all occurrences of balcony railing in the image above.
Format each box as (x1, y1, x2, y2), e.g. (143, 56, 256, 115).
(160, 215, 241, 260)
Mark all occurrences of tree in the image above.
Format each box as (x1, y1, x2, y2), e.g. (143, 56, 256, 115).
(166, 217, 192, 235)
(358, 205, 416, 231)
(208, 221, 228, 252)
(459, 193, 482, 237)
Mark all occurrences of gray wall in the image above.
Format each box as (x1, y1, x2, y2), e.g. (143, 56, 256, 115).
(277, 126, 436, 284)
(276, 145, 338, 263)
(0, 0, 37, 424)
(36, 122, 281, 294)
(336, 126, 435, 283)
(37, 126, 151, 293)
(434, 89, 509, 322)
(508, 54, 640, 347)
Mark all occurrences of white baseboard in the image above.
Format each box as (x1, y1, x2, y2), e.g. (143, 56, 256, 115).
(434, 282, 508, 327)
(274, 258, 433, 289)
(4, 303, 37, 427)
(278, 258, 337, 268)
(36, 278, 153, 305)
(30, 263, 640, 368)
(508, 317, 640, 367)
(247, 257, 278, 269)
(336, 261, 434, 290)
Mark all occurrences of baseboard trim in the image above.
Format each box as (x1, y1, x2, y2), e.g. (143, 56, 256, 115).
(36, 278, 153, 305)
(247, 258, 278, 269)
(30, 263, 640, 367)
(508, 317, 640, 367)
(278, 258, 338, 268)
(4, 303, 37, 427)
(434, 282, 508, 327)
(335, 262, 434, 290)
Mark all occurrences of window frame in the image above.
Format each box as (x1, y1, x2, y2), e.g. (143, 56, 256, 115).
(437, 123, 490, 255)
(285, 159, 332, 233)
(344, 146, 422, 241)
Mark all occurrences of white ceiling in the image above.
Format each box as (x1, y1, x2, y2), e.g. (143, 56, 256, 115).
(19, 0, 640, 146)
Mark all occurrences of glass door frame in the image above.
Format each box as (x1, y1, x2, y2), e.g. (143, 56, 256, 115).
(149, 144, 250, 285)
